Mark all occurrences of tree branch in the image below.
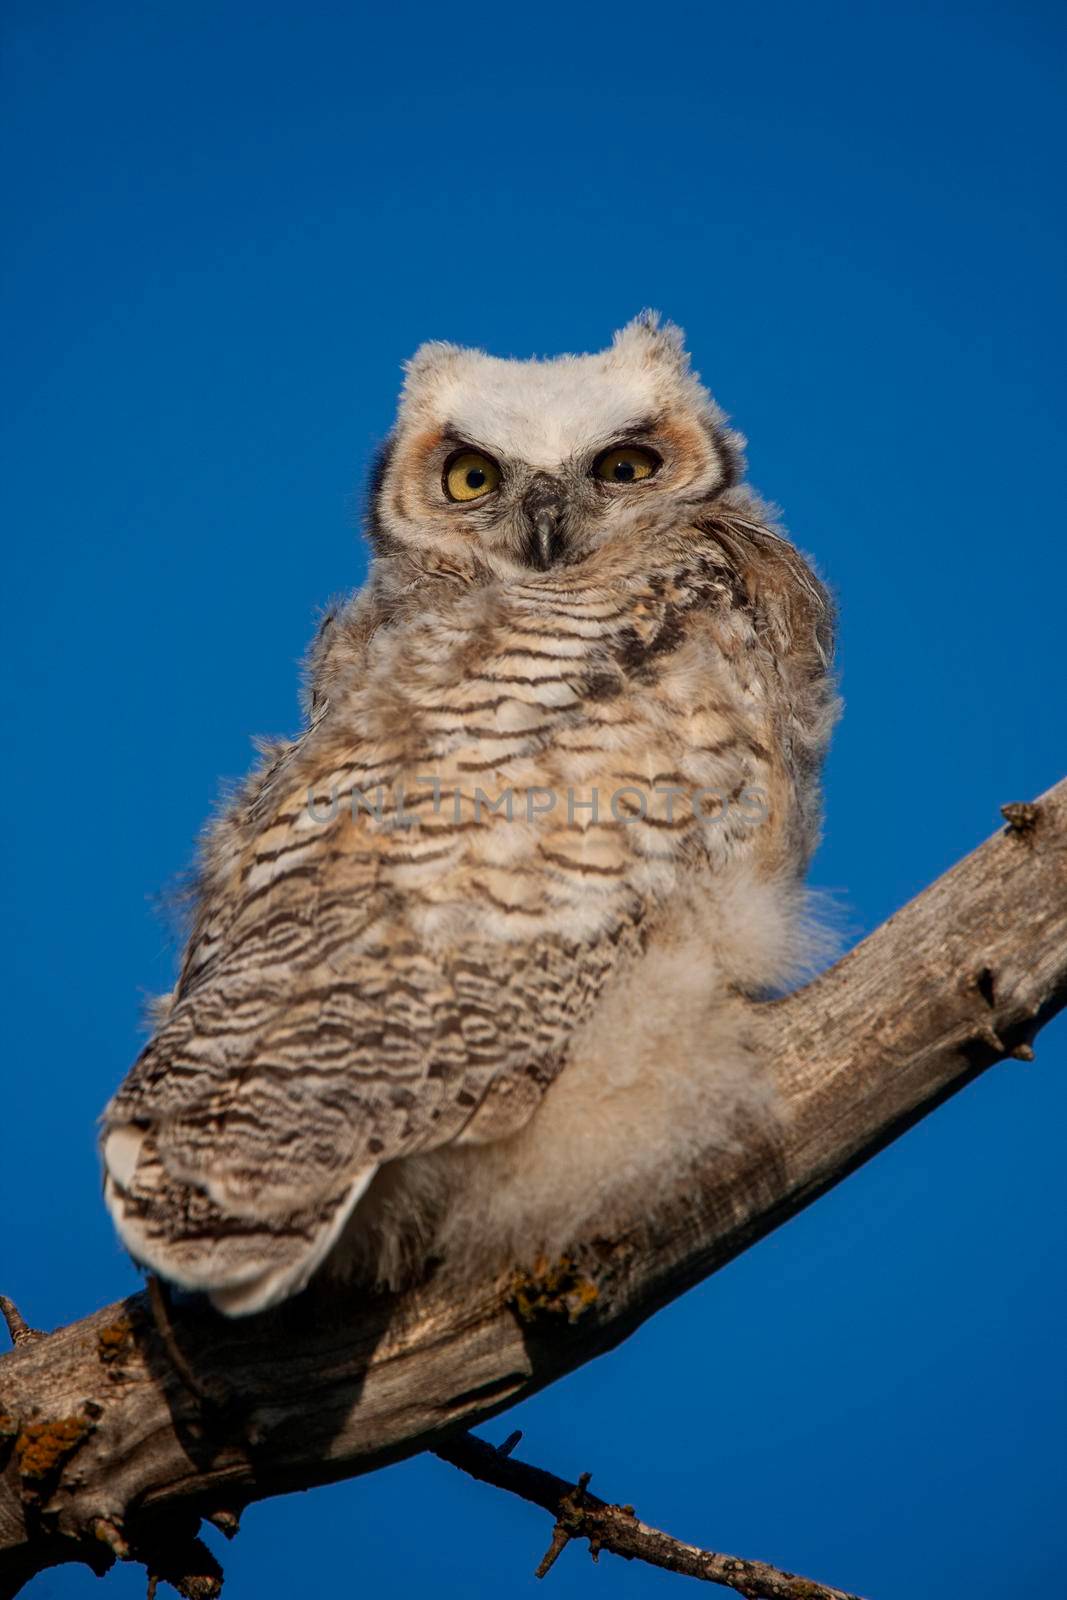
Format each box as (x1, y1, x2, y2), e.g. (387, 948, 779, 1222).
(1, 779, 1064, 1598)
(435, 1430, 868, 1599)
(0, 1306, 39, 1356)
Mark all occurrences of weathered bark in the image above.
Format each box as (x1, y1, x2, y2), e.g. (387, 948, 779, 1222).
(1, 779, 1064, 1599)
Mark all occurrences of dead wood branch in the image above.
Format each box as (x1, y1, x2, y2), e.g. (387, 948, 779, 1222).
(1, 778, 1064, 1597)
(435, 1430, 868, 1599)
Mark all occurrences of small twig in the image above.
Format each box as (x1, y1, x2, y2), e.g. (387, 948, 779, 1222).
(139, 1533, 222, 1600)
(1001, 800, 1041, 835)
(534, 1469, 594, 1578)
(435, 1432, 867, 1600)
(204, 1508, 241, 1539)
(0, 1296, 42, 1349)
(535, 1523, 572, 1579)
(92, 1519, 130, 1562)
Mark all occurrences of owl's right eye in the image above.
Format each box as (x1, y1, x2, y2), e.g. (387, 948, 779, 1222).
(444, 450, 501, 503)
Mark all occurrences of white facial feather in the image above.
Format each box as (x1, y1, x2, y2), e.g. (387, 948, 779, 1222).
(401, 315, 733, 468)
(372, 312, 746, 575)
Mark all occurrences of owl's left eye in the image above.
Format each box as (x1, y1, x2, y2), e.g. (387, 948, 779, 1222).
(444, 450, 501, 503)
(592, 445, 661, 484)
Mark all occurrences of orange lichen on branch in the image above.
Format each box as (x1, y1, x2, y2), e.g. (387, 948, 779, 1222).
(16, 1413, 95, 1496)
(509, 1254, 600, 1323)
(97, 1318, 136, 1372)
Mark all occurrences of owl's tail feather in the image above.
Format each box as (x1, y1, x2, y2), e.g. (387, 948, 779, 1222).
(102, 1123, 377, 1316)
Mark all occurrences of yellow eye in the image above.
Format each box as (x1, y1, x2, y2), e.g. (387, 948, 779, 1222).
(593, 446, 660, 484)
(444, 451, 501, 502)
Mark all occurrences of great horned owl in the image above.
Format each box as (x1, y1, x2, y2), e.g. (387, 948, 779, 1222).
(102, 315, 837, 1315)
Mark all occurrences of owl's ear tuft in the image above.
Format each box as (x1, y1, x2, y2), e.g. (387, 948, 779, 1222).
(612, 311, 690, 371)
(402, 339, 472, 393)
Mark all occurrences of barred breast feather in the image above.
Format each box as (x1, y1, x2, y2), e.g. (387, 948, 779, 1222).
(102, 503, 834, 1314)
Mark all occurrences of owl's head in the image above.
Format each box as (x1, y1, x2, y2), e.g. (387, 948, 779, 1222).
(368, 314, 744, 576)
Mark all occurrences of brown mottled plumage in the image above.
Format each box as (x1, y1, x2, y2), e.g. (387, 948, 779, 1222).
(102, 316, 837, 1313)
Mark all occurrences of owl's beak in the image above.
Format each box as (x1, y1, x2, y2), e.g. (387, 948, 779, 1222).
(521, 475, 567, 570)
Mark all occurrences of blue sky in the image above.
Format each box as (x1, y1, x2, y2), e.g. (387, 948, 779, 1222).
(3, 2, 1064, 1597)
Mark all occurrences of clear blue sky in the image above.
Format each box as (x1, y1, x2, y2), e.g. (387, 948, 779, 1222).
(3, 3, 1064, 1597)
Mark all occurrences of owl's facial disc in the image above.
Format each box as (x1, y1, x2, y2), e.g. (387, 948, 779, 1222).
(374, 318, 747, 575)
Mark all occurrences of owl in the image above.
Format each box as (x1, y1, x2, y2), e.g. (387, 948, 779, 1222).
(101, 315, 837, 1315)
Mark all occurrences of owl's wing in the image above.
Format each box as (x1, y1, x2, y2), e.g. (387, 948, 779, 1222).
(102, 730, 618, 1314)
(100, 574, 645, 1313)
